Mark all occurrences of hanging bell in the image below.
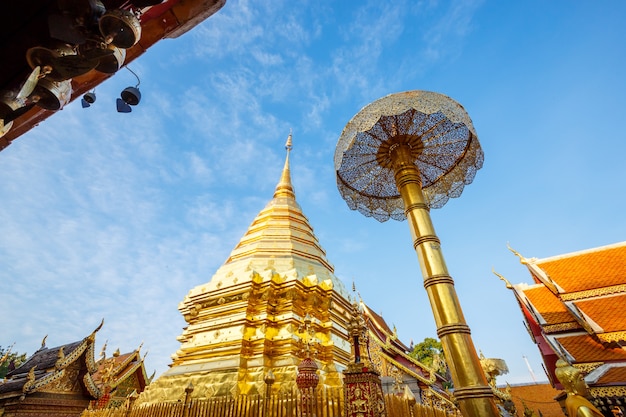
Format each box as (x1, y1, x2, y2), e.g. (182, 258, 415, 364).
(32, 79, 72, 111)
(99, 9, 142, 49)
(95, 46, 126, 74)
(120, 86, 141, 106)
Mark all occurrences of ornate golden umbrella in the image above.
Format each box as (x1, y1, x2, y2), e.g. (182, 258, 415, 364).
(335, 90, 498, 417)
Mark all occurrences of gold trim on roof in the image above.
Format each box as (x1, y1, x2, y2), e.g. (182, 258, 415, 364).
(560, 284, 626, 301)
(590, 386, 626, 399)
(597, 331, 626, 344)
(542, 322, 582, 334)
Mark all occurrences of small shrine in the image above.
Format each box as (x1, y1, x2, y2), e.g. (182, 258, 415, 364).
(89, 343, 152, 409)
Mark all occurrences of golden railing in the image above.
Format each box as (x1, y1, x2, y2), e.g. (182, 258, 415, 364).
(81, 388, 456, 417)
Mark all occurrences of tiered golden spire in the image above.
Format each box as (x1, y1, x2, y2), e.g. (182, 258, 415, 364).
(224, 132, 337, 274)
(139, 134, 352, 404)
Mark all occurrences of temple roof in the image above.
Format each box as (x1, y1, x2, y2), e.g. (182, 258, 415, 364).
(92, 347, 149, 390)
(510, 242, 626, 347)
(522, 285, 576, 326)
(528, 241, 626, 293)
(507, 241, 626, 396)
(0, 324, 102, 398)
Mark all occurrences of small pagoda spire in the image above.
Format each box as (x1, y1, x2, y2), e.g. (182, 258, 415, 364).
(273, 131, 295, 199)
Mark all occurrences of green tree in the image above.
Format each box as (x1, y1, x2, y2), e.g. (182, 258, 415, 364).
(409, 337, 452, 388)
(408, 337, 443, 368)
(0, 345, 27, 378)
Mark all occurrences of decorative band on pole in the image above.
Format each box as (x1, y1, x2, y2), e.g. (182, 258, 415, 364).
(413, 235, 440, 249)
(436, 323, 472, 338)
(423, 274, 454, 288)
(404, 202, 429, 213)
(452, 386, 497, 400)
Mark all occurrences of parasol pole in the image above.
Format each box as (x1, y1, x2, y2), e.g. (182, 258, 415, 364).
(335, 90, 500, 417)
(388, 142, 499, 417)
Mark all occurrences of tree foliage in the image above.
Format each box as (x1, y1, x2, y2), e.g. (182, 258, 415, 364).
(408, 337, 444, 368)
(0, 345, 27, 379)
(409, 337, 452, 388)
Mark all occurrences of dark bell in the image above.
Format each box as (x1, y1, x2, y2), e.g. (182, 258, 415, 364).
(83, 92, 96, 104)
(120, 87, 141, 105)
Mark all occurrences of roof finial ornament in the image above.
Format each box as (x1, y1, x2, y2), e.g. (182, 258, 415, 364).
(507, 242, 528, 265)
(273, 131, 295, 199)
(492, 268, 513, 289)
(0, 343, 14, 365)
(40, 335, 47, 350)
(88, 318, 105, 342)
(55, 347, 65, 370)
(100, 340, 108, 360)
(285, 129, 293, 151)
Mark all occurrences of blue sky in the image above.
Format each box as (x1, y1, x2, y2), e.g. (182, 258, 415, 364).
(2, 0, 626, 386)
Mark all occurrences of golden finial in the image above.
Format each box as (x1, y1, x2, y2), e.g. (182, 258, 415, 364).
(492, 268, 513, 289)
(507, 242, 528, 265)
(94, 318, 104, 333)
(99, 341, 108, 360)
(1, 343, 14, 364)
(274, 132, 295, 199)
(285, 129, 293, 151)
(113, 348, 120, 357)
(88, 318, 105, 343)
(40, 335, 47, 349)
(55, 347, 65, 370)
(22, 366, 37, 393)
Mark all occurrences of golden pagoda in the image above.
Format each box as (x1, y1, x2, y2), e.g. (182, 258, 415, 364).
(137, 134, 354, 404)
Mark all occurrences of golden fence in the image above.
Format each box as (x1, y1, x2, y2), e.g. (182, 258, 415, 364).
(81, 387, 455, 417)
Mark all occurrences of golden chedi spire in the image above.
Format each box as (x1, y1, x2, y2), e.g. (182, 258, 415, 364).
(138, 134, 352, 405)
(273, 131, 294, 199)
(224, 131, 336, 275)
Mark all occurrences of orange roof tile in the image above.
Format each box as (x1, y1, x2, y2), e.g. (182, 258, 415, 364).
(575, 295, 626, 332)
(523, 286, 575, 325)
(507, 383, 563, 417)
(557, 334, 626, 363)
(536, 242, 626, 293)
(596, 366, 626, 385)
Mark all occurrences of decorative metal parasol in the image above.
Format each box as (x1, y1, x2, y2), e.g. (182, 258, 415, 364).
(335, 90, 498, 417)
(335, 90, 483, 222)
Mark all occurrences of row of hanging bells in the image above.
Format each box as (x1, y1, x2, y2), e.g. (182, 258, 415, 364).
(1, 0, 162, 136)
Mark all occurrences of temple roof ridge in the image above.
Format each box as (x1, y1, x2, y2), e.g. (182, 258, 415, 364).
(533, 240, 626, 265)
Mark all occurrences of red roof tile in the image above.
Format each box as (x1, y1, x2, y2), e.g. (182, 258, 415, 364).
(507, 383, 563, 417)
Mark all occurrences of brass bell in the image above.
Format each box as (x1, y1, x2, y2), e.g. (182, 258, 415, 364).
(99, 9, 142, 49)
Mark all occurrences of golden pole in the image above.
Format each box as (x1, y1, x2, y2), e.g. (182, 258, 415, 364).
(389, 143, 499, 417)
